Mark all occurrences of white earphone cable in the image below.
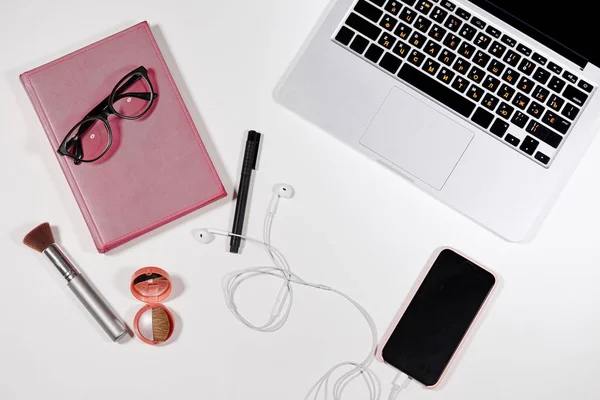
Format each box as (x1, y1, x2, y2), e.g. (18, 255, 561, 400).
(217, 207, 381, 399)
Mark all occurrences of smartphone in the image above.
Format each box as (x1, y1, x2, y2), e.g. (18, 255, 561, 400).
(378, 248, 496, 388)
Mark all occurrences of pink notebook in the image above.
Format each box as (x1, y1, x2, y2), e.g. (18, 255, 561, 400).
(20, 22, 226, 253)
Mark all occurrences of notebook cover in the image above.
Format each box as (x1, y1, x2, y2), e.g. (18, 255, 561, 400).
(20, 21, 226, 253)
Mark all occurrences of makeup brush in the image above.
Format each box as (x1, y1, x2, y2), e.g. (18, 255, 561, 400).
(152, 308, 171, 342)
(23, 223, 128, 342)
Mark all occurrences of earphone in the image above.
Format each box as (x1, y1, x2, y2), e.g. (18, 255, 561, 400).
(192, 184, 383, 400)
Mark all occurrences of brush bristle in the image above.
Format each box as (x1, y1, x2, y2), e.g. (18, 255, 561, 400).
(23, 222, 55, 253)
(152, 308, 171, 342)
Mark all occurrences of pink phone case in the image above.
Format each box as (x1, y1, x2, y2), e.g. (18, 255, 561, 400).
(20, 22, 226, 252)
(376, 247, 497, 388)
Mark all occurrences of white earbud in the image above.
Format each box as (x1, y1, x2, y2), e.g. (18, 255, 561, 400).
(193, 228, 231, 244)
(193, 229, 216, 244)
(268, 183, 295, 214)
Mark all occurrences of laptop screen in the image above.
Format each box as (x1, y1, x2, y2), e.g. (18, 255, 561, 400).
(469, 0, 594, 68)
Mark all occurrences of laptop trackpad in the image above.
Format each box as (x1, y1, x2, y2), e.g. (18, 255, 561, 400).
(360, 87, 474, 190)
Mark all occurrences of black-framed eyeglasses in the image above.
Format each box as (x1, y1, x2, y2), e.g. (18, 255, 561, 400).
(58, 66, 158, 165)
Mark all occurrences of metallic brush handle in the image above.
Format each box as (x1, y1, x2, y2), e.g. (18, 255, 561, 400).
(43, 244, 128, 342)
(68, 275, 128, 342)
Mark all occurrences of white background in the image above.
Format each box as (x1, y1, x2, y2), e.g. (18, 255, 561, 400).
(2, 1, 600, 399)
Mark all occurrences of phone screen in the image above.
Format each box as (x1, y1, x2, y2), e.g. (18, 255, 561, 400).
(381, 249, 496, 387)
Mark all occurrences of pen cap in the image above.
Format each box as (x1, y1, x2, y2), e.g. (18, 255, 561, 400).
(131, 267, 174, 345)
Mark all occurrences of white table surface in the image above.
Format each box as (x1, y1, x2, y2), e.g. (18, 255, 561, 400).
(2, 1, 600, 399)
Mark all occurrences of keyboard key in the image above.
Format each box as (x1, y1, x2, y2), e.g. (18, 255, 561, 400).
(424, 40, 442, 57)
(474, 32, 491, 49)
(471, 16, 486, 29)
(532, 67, 551, 84)
(518, 136, 538, 155)
(496, 102, 514, 119)
(428, 24, 447, 41)
(394, 22, 413, 40)
(485, 25, 502, 38)
(482, 93, 499, 110)
(380, 14, 399, 31)
(511, 111, 529, 128)
(563, 84, 588, 106)
(488, 60, 505, 76)
(505, 133, 520, 146)
(512, 92, 530, 110)
(578, 79, 593, 93)
(503, 51, 521, 67)
(516, 43, 532, 56)
(459, 23, 477, 40)
(355, 0, 384, 23)
(502, 68, 520, 85)
(401, 0, 417, 5)
(408, 49, 426, 66)
(379, 53, 403, 73)
(501, 34, 516, 47)
(452, 57, 471, 74)
(443, 34, 461, 51)
(422, 58, 441, 75)
(518, 59, 535, 76)
(415, 15, 433, 32)
(498, 84, 515, 101)
(441, 0, 456, 11)
(437, 66, 455, 83)
(489, 41, 506, 58)
(535, 152, 550, 165)
(474, 51, 491, 67)
(365, 44, 385, 62)
(416, 0, 434, 15)
(562, 71, 577, 84)
(561, 103, 580, 120)
(457, 42, 475, 58)
(392, 41, 411, 58)
(527, 101, 545, 119)
(472, 107, 494, 128)
(542, 110, 571, 134)
(397, 64, 476, 117)
(547, 94, 565, 112)
(527, 121, 562, 148)
(350, 35, 370, 53)
(517, 77, 534, 94)
(385, 0, 403, 16)
(372, 0, 387, 5)
(451, 75, 469, 93)
(483, 75, 500, 92)
(547, 62, 562, 75)
(519, 136, 540, 156)
(409, 31, 426, 48)
(335, 27, 355, 45)
(468, 66, 485, 83)
(399, 8, 417, 24)
(438, 49, 456, 65)
(455, 7, 471, 19)
(533, 86, 550, 102)
(379, 33, 397, 49)
(548, 76, 566, 93)
(468, 84, 485, 101)
(490, 118, 509, 137)
(347, 13, 382, 41)
(520, 136, 540, 155)
(532, 52, 547, 65)
(430, 6, 448, 23)
(444, 15, 462, 32)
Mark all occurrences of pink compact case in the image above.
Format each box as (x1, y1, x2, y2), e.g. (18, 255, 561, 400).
(130, 267, 175, 345)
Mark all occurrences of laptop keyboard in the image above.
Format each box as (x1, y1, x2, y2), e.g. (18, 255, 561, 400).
(333, 0, 595, 167)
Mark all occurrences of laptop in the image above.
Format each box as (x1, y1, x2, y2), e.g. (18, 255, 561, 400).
(276, 0, 600, 241)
